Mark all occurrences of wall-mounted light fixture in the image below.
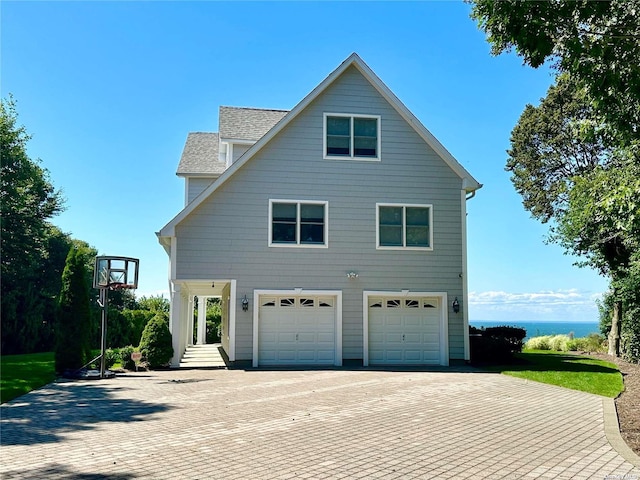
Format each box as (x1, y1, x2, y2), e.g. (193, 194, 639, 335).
(346, 272, 359, 279)
(241, 295, 249, 311)
(211, 282, 215, 288)
(452, 297, 460, 314)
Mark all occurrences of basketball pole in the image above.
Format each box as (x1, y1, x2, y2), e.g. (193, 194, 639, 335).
(99, 288, 109, 379)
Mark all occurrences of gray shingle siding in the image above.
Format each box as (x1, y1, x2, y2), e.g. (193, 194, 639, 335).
(174, 66, 467, 361)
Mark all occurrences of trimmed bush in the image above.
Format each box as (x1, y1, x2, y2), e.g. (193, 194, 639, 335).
(104, 348, 120, 368)
(470, 325, 526, 364)
(118, 345, 138, 370)
(139, 312, 173, 369)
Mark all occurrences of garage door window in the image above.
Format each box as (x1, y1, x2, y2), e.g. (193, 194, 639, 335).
(377, 204, 433, 250)
(270, 200, 328, 247)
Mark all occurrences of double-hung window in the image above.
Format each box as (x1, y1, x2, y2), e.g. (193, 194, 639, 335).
(377, 203, 432, 250)
(269, 200, 328, 247)
(324, 113, 380, 160)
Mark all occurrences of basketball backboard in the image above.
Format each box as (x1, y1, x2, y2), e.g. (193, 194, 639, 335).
(93, 256, 139, 290)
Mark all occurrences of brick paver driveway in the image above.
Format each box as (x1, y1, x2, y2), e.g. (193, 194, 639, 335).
(2, 368, 639, 479)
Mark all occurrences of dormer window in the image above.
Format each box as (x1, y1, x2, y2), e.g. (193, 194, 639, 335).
(324, 113, 380, 161)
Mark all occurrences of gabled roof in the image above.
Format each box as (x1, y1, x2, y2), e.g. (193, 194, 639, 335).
(176, 132, 225, 177)
(219, 106, 289, 141)
(159, 53, 482, 238)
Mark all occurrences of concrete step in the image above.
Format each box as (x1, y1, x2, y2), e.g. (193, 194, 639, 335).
(180, 344, 226, 369)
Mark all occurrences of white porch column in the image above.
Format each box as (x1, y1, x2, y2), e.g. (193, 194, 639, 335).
(187, 295, 195, 346)
(197, 296, 207, 345)
(169, 284, 183, 368)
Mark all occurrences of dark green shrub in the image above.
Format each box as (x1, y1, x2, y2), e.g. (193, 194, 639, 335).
(139, 312, 173, 369)
(119, 345, 138, 370)
(123, 310, 155, 347)
(470, 325, 526, 364)
(104, 348, 120, 368)
(207, 299, 222, 343)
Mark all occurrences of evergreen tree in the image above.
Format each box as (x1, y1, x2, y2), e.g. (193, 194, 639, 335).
(55, 246, 92, 373)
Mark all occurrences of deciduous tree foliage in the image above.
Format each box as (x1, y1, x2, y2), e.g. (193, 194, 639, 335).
(507, 74, 614, 223)
(1, 97, 65, 354)
(469, 0, 640, 357)
(469, 0, 640, 143)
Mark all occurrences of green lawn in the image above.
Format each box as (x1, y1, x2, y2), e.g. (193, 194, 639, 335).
(1, 352, 56, 403)
(488, 350, 624, 398)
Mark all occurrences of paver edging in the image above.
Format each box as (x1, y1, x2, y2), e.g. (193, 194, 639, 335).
(603, 397, 640, 467)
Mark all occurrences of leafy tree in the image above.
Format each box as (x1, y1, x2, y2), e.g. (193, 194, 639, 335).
(553, 162, 640, 355)
(469, 0, 640, 142)
(506, 74, 614, 222)
(55, 246, 92, 373)
(139, 312, 173, 368)
(469, 0, 640, 357)
(136, 295, 170, 313)
(1, 96, 64, 354)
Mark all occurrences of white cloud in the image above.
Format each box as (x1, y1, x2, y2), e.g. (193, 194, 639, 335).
(468, 289, 603, 322)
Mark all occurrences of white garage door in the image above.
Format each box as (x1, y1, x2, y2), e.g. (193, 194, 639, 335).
(258, 295, 336, 366)
(368, 296, 443, 365)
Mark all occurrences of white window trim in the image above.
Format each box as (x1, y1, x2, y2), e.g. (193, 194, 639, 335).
(323, 113, 381, 161)
(268, 199, 329, 248)
(376, 203, 433, 251)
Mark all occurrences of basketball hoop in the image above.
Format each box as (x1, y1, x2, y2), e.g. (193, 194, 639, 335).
(93, 256, 140, 378)
(93, 256, 139, 290)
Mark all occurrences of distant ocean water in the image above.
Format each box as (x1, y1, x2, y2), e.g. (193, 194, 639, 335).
(469, 320, 600, 340)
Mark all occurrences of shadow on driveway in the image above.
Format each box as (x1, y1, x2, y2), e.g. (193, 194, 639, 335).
(1, 379, 169, 446)
(1, 463, 137, 480)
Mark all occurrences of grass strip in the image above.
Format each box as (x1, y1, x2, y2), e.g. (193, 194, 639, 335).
(1, 352, 56, 403)
(489, 349, 624, 398)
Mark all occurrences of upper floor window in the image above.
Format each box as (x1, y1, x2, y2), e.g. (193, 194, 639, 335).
(324, 113, 380, 160)
(269, 200, 328, 248)
(376, 203, 433, 250)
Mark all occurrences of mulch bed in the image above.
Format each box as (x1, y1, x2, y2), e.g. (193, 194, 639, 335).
(589, 353, 640, 457)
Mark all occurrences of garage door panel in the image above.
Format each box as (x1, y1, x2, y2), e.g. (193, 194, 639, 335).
(386, 316, 402, 327)
(316, 332, 335, 343)
(277, 350, 297, 362)
(385, 350, 403, 362)
(404, 316, 422, 327)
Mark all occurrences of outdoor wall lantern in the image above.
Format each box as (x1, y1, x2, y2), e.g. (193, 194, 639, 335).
(452, 297, 460, 314)
(241, 295, 249, 311)
(346, 271, 359, 279)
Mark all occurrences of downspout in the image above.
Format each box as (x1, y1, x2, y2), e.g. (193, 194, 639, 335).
(462, 184, 481, 362)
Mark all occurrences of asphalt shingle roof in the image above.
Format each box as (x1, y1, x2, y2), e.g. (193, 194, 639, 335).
(176, 132, 225, 176)
(219, 106, 289, 141)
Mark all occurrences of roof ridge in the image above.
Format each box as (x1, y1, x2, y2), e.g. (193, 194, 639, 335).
(219, 105, 290, 113)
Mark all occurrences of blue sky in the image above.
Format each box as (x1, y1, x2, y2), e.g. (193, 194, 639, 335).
(1, 1, 608, 322)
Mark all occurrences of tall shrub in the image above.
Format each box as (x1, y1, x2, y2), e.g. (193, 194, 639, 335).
(139, 312, 173, 368)
(55, 246, 92, 373)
